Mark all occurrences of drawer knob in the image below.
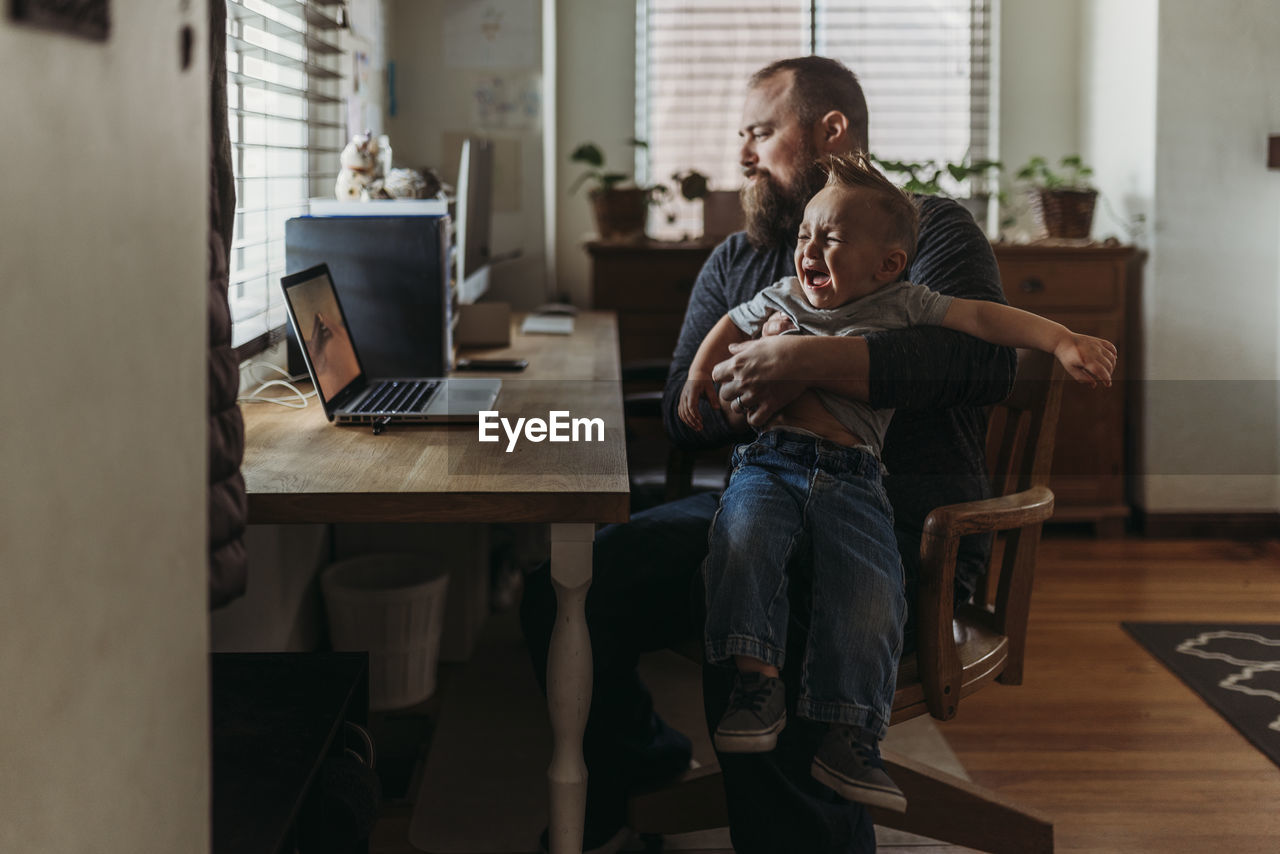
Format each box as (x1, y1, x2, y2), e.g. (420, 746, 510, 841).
(1019, 277, 1045, 294)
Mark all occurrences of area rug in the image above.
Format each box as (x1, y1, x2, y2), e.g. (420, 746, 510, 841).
(1123, 622, 1280, 769)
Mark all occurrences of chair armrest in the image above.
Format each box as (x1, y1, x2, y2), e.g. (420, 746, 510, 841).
(914, 485, 1054, 720)
(922, 485, 1055, 540)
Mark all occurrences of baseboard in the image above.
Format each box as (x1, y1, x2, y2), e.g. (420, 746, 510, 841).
(1136, 510, 1280, 539)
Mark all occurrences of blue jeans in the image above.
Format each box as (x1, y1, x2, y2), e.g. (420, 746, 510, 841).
(703, 430, 906, 738)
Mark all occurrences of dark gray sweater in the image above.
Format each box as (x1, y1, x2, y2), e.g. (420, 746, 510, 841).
(660, 196, 1016, 598)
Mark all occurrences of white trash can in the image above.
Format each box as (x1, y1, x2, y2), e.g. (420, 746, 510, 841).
(321, 554, 450, 710)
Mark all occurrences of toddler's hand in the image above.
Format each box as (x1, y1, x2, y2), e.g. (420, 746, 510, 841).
(1055, 333, 1117, 388)
(678, 376, 719, 431)
(761, 310, 797, 337)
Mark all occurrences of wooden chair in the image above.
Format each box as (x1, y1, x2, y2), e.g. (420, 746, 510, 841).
(628, 348, 1066, 854)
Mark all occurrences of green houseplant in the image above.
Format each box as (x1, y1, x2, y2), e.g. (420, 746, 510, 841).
(569, 140, 665, 241)
(1016, 154, 1097, 239)
(871, 154, 1003, 227)
(870, 154, 1002, 196)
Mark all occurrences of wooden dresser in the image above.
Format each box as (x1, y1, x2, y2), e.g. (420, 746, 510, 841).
(993, 243, 1145, 535)
(586, 239, 717, 364)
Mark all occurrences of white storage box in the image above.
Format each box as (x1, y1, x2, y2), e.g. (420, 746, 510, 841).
(321, 554, 450, 710)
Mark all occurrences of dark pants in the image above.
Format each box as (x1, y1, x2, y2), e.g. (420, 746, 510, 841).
(519, 491, 876, 853)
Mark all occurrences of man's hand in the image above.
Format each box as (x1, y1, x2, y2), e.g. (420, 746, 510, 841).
(678, 376, 720, 431)
(761, 310, 797, 337)
(711, 335, 807, 427)
(1054, 333, 1117, 388)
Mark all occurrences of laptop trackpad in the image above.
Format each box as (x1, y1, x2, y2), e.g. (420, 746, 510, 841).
(427, 378, 502, 415)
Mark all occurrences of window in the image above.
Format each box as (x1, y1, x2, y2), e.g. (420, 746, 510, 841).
(225, 0, 345, 352)
(637, 0, 995, 238)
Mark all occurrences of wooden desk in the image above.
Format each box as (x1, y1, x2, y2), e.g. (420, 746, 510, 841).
(242, 312, 629, 854)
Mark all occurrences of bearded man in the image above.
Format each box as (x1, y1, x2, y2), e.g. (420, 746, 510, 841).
(520, 56, 1016, 854)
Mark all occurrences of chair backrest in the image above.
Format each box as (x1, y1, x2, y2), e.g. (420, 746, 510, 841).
(973, 348, 1065, 683)
(904, 348, 1066, 722)
(986, 348, 1065, 498)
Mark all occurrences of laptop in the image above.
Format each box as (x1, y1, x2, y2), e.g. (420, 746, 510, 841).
(280, 263, 501, 424)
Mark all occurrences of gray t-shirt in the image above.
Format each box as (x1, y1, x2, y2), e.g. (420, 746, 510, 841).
(728, 276, 954, 456)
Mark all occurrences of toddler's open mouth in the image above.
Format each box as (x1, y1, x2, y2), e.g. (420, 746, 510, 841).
(802, 264, 831, 289)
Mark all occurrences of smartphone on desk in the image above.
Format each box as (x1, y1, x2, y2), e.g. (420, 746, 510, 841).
(455, 358, 528, 372)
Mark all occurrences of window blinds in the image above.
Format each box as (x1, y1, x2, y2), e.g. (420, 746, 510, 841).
(225, 0, 345, 351)
(638, 0, 994, 238)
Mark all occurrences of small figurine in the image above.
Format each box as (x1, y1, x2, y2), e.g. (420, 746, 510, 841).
(335, 130, 440, 201)
(334, 130, 381, 200)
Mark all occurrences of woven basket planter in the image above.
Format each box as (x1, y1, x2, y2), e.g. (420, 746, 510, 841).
(1032, 188, 1097, 239)
(590, 188, 649, 242)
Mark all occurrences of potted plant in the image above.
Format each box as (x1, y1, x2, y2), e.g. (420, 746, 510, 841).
(569, 140, 665, 242)
(871, 154, 1003, 227)
(1015, 154, 1097, 239)
(670, 168, 709, 204)
(655, 167, 717, 238)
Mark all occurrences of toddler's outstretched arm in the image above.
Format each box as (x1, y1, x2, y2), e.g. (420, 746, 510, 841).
(942, 299, 1117, 388)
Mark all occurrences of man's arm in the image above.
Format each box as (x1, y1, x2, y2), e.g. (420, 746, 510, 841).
(863, 197, 1017, 410)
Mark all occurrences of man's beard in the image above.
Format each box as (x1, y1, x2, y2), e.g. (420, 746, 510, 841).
(741, 145, 827, 249)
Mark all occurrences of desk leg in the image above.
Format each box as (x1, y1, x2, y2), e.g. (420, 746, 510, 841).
(546, 522, 595, 854)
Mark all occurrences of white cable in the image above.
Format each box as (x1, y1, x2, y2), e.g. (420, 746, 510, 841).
(237, 360, 316, 408)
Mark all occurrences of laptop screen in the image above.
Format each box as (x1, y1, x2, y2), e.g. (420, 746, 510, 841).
(280, 265, 364, 405)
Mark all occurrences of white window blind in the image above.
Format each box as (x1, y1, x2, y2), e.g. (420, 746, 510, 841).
(638, 0, 994, 238)
(226, 0, 345, 351)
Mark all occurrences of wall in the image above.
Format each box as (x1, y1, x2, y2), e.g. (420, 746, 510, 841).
(553, 0, 638, 306)
(1141, 0, 1280, 512)
(388, 0, 548, 308)
(0, 5, 209, 853)
(1079, 0, 1157, 244)
(998, 0, 1083, 183)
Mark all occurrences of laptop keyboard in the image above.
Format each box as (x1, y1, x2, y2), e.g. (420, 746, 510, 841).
(352, 380, 440, 414)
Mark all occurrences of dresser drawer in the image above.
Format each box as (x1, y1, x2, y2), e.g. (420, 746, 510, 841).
(999, 258, 1120, 311)
(592, 253, 703, 312)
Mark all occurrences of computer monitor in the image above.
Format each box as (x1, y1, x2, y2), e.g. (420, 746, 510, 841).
(455, 137, 494, 303)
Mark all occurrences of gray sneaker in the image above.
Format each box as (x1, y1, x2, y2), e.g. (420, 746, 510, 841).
(810, 725, 907, 812)
(713, 670, 787, 753)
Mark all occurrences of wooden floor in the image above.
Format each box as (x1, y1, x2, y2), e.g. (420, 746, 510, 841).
(941, 535, 1280, 854)
(373, 535, 1280, 853)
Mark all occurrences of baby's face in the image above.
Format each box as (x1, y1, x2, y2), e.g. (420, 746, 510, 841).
(794, 185, 903, 310)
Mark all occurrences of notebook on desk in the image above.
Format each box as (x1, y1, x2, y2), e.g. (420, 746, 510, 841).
(281, 263, 500, 424)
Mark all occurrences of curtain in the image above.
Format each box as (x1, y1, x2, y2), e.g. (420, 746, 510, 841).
(208, 0, 248, 609)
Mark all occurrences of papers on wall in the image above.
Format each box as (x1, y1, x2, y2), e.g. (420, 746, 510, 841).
(444, 0, 536, 69)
